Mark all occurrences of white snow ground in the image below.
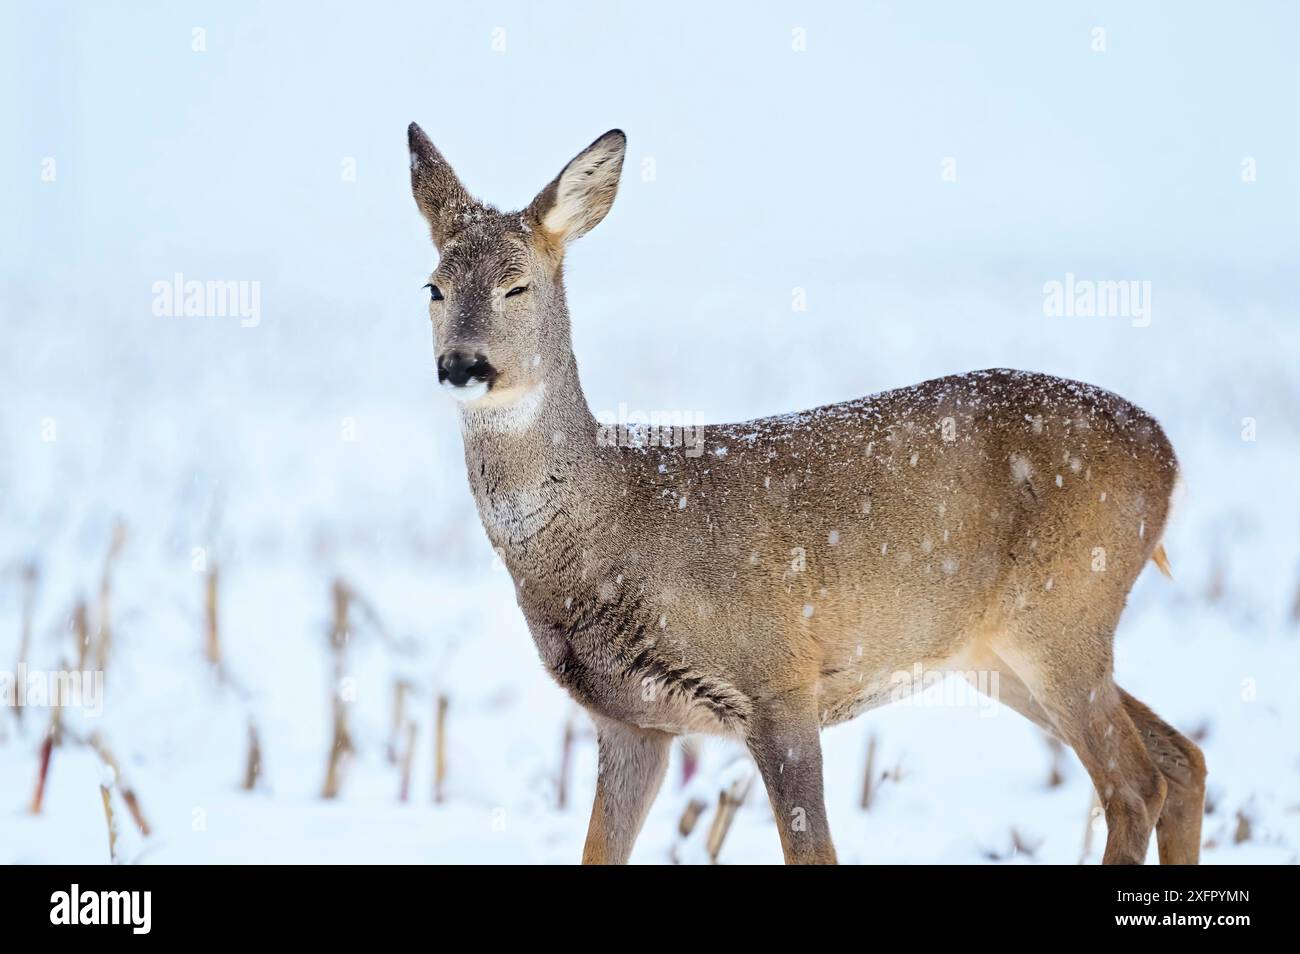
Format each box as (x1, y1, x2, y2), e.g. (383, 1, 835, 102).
(2, 2, 1297, 864)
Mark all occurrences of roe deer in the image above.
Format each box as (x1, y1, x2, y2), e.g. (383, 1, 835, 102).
(407, 124, 1206, 865)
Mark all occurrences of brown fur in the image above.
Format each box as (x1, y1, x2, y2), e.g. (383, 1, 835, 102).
(408, 124, 1206, 865)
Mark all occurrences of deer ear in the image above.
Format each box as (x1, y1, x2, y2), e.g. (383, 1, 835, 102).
(526, 130, 626, 246)
(409, 122, 474, 249)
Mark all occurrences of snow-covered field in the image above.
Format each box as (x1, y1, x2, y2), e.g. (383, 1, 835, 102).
(2, 2, 1297, 864)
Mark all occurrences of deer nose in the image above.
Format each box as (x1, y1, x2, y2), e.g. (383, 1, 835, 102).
(437, 350, 495, 389)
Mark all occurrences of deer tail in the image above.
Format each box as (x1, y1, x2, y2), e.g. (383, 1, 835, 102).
(1151, 543, 1173, 581)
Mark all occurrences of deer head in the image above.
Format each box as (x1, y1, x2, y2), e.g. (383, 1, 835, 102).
(408, 123, 625, 408)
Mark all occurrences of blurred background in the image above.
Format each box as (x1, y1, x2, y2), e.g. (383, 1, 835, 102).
(1, 0, 1297, 863)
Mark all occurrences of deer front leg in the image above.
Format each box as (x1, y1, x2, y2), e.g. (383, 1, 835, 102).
(581, 715, 671, 864)
(747, 693, 838, 864)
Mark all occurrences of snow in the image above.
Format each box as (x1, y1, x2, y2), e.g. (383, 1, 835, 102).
(3, 2, 1299, 865)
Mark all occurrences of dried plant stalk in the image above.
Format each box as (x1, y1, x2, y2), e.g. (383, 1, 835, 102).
(679, 738, 699, 789)
(398, 722, 418, 803)
(12, 562, 39, 726)
(433, 694, 449, 803)
(321, 578, 354, 800)
(388, 679, 410, 765)
(1045, 733, 1066, 788)
(1011, 828, 1042, 859)
(28, 726, 55, 814)
(89, 733, 151, 837)
(677, 797, 707, 838)
(99, 784, 119, 864)
(557, 711, 576, 809)
(243, 722, 263, 791)
(73, 600, 90, 673)
(705, 773, 753, 864)
(859, 733, 879, 810)
(322, 720, 353, 799)
(203, 564, 221, 667)
(346, 584, 397, 648)
(28, 649, 69, 815)
(93, 521, 127, 672)
(1233, 809, 1252, 844)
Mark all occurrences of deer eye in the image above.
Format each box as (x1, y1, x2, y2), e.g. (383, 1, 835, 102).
(425, 283, 444, 301)
(505, 285, 529, 298)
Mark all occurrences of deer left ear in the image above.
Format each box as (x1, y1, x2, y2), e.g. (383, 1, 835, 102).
(526, 130, 626, 246)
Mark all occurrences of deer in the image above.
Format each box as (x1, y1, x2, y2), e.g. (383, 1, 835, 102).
(407, 123, 1206, 865)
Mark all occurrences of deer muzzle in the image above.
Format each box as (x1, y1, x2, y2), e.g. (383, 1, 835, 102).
(437, 350, 497, 401)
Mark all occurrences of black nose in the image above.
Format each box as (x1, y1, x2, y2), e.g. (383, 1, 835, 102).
(437, 350, 495, 388)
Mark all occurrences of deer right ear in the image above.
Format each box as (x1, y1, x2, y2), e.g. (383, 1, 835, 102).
(409, 122, 473, 249)
(526, 130, 626, 247)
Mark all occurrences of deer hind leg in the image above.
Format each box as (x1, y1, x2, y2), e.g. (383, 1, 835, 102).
(581, 715, 671, 865)
(992, 627, 1166, 865)
(1120, 689, 1207, 864)
(746, 691, 837, 864)
(1053, 681, 1166, 865)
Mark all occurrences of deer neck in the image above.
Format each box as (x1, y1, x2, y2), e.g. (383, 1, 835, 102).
(457, 354, 607, 583)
